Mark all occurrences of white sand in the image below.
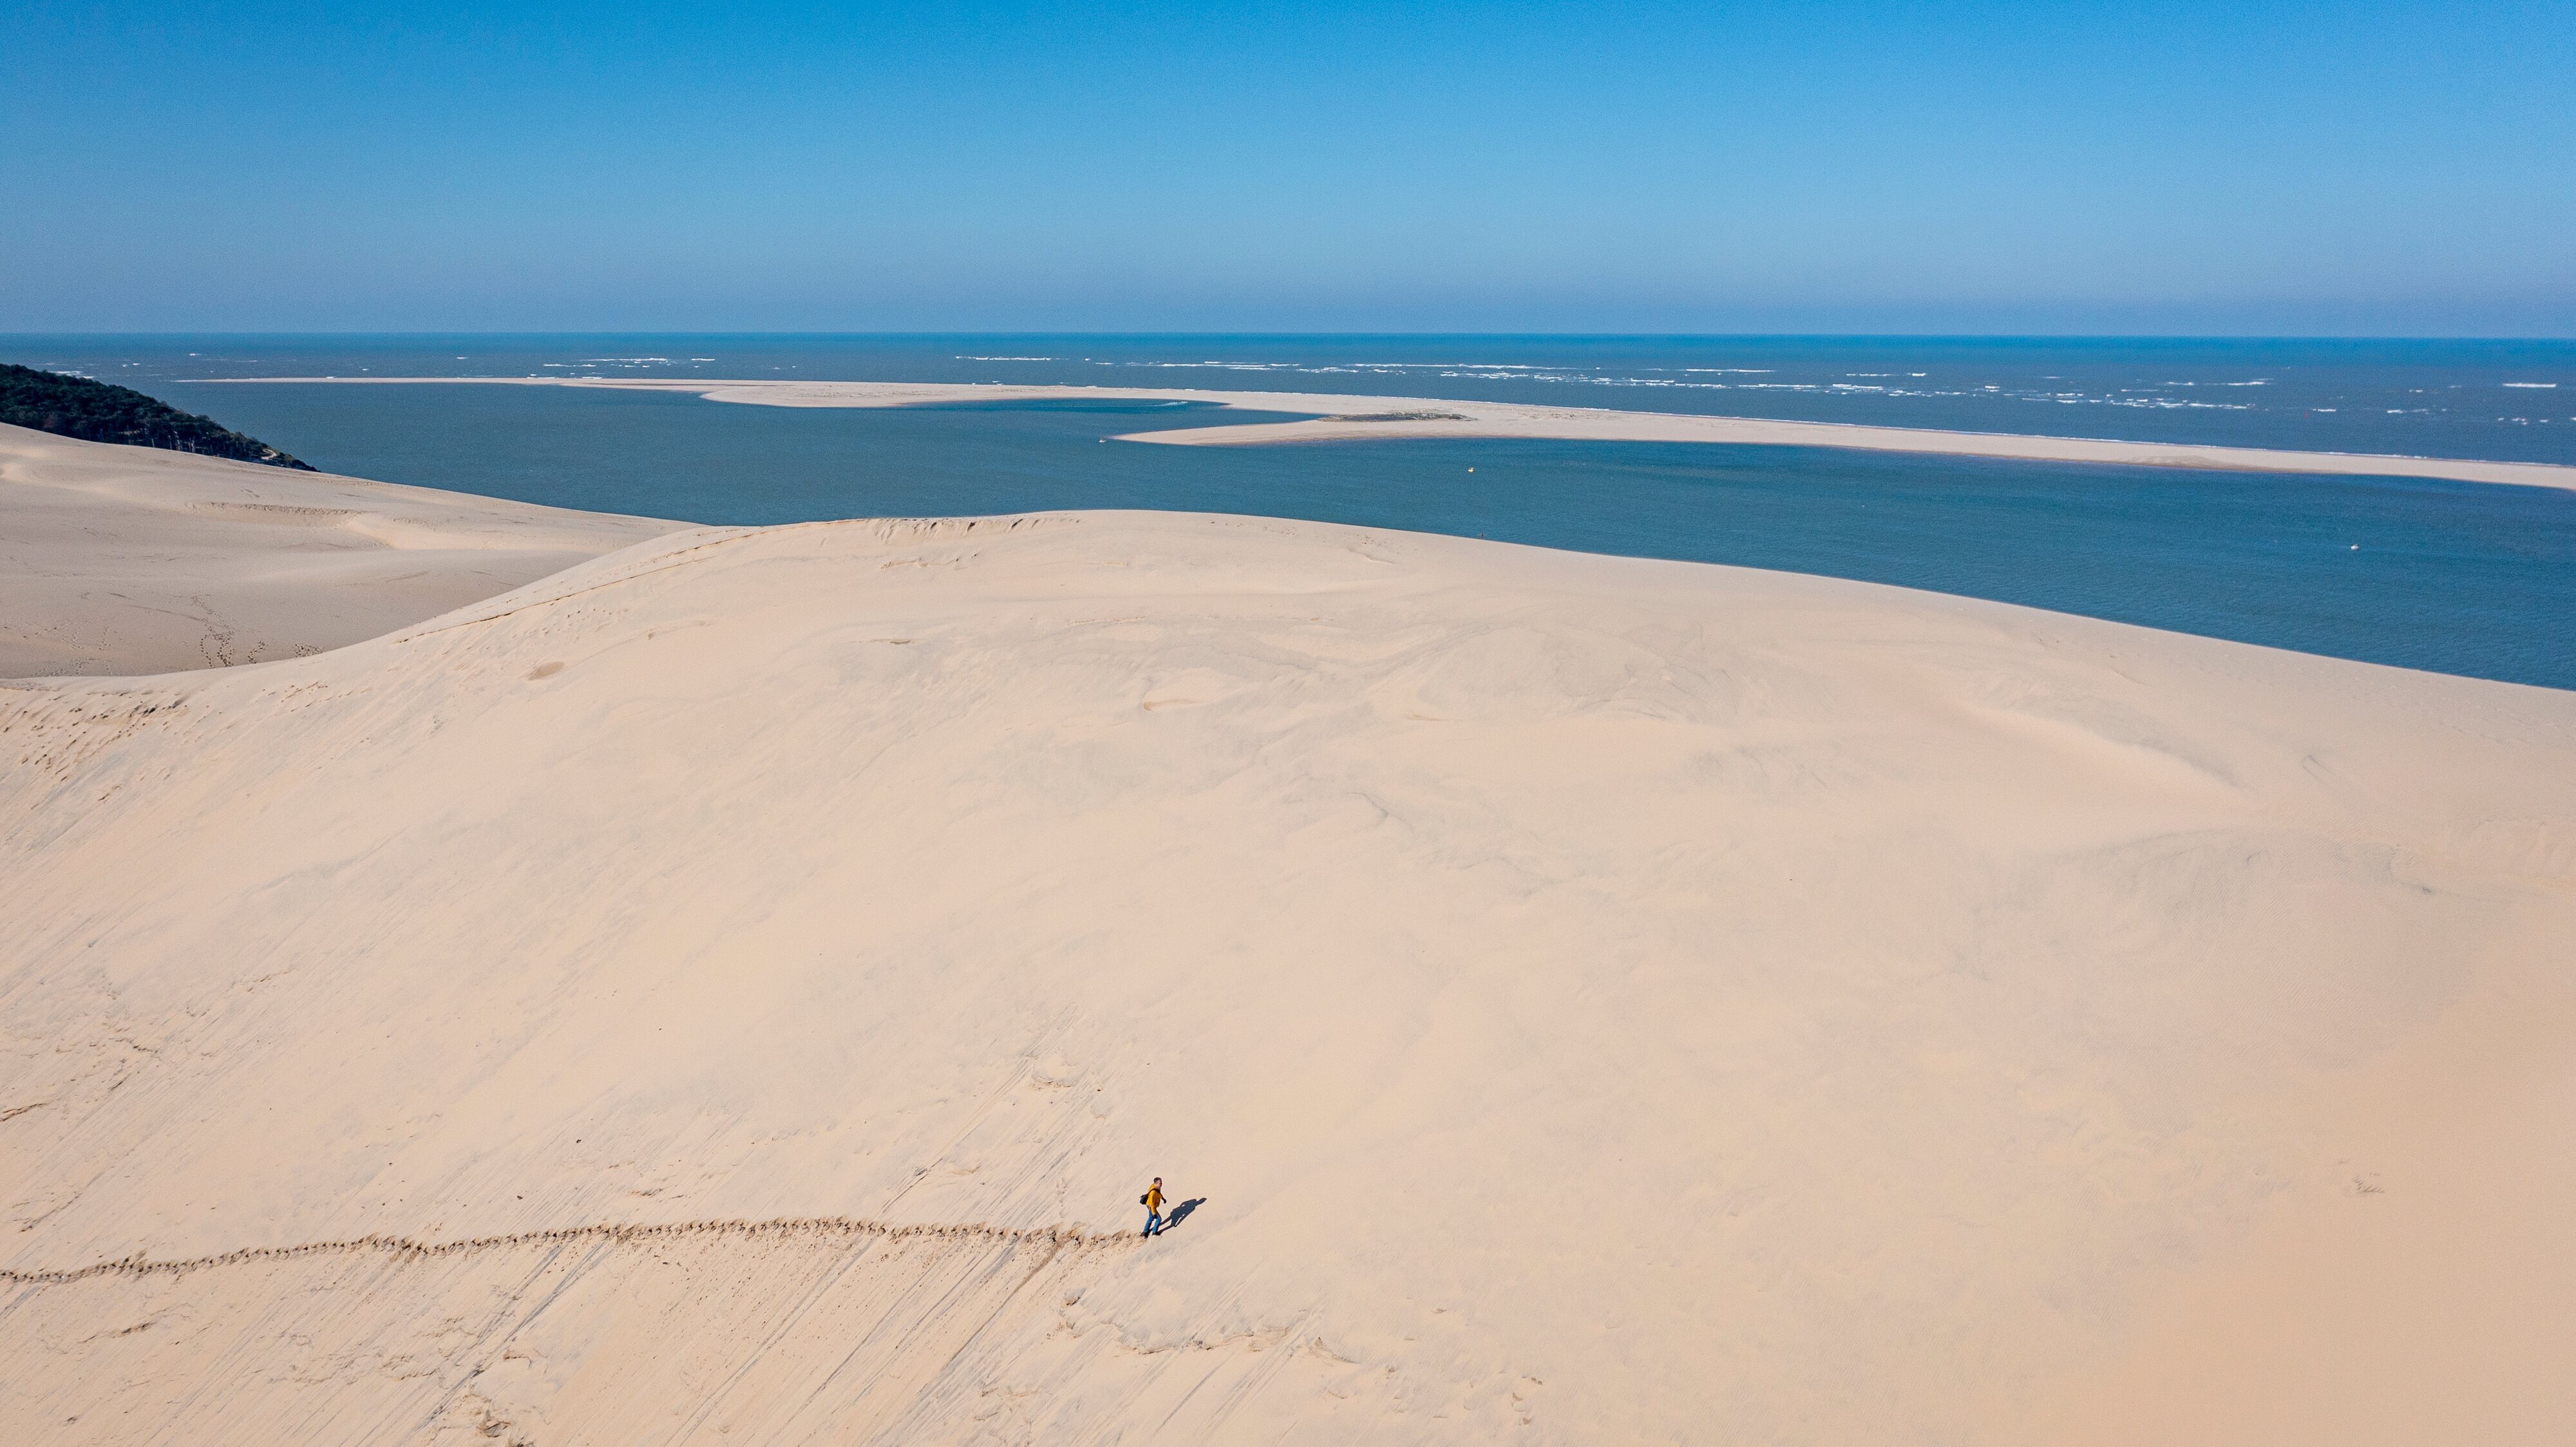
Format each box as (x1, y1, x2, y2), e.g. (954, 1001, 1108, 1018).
(5, 493, 2572, 1442)
(227, 377, 2576, 491)
(0, 422, 683, 677)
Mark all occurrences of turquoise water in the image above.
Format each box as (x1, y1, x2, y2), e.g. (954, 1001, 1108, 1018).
(6, 335, 2575, 690)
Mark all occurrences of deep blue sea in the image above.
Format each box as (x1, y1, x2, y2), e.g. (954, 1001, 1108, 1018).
(7, 334, 2575, 690)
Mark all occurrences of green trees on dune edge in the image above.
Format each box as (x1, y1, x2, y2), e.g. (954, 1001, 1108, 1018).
(0, 364, 312, 470)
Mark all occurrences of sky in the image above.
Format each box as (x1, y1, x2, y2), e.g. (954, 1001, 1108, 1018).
(3, 2, 2571, 335)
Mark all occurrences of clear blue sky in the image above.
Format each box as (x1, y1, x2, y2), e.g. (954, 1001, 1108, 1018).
(5, 2, 2570, 334)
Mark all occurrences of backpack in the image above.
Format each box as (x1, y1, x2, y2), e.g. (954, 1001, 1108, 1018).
(1139, 1193, 1149, 1206)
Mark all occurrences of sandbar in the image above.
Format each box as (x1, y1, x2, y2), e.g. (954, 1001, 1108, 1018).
(220, 376, 2576, 491)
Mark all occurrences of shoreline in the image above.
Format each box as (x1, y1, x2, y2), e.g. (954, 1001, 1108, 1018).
(207, 376, 2576, 491)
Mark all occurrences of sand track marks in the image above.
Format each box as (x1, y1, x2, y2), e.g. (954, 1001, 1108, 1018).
(1, 1211, 1330, 1447)
(1, 1207, 1398, 1444)
(0, 1212, 1137, 1287)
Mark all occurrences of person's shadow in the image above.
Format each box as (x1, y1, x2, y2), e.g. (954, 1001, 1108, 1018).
(1161, 1198, 1207, 1233)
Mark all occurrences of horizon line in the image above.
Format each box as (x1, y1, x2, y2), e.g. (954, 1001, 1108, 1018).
(7, 330, 2575, 343)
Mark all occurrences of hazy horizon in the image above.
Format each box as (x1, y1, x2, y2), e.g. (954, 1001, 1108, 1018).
(5, 3, 2571, 336)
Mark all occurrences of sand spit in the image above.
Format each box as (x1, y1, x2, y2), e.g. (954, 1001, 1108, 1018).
(223, 377, 2576, 490)
(0, 422, 683, 677)
(5, 510, 2574, 1444)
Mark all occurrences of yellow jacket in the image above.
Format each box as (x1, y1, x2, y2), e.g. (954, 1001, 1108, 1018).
(1144, 1185, 1164, 1211)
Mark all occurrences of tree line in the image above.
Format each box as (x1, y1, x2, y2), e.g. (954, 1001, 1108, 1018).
(1, 363, 314, 469)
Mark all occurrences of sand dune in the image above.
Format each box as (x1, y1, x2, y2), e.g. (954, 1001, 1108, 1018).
(5, 492, 2572, 1442)
(224, 376, 2576, 490)
(0, 422, 682, 677)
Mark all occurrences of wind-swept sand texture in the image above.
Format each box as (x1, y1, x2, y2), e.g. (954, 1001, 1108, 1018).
(5, 511, 2573, 1444)
(0, 422, 683, 677)
(229, 377, 2576, 490)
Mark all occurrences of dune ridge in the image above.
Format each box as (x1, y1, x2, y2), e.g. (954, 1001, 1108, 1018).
(0, 422, 684, 677)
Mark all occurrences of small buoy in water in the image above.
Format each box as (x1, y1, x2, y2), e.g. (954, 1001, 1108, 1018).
(1467, 467, 1475, 473)
(2349, 544, 2359, 550)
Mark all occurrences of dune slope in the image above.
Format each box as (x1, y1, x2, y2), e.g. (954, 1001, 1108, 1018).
(3, 513, 2572, 1445)
(0, 422, 683, 677)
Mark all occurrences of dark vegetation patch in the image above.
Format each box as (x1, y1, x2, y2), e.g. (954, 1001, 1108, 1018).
(0, 364, 312, 469)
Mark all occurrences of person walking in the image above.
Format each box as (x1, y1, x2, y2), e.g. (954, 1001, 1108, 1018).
(1141, 1177, 1166, 1238)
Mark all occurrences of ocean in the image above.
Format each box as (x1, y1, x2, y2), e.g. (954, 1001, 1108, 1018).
(7, 334, 2575, 689)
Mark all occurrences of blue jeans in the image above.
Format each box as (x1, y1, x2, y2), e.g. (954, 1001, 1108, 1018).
(1144, 1209, 1163, 1236)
